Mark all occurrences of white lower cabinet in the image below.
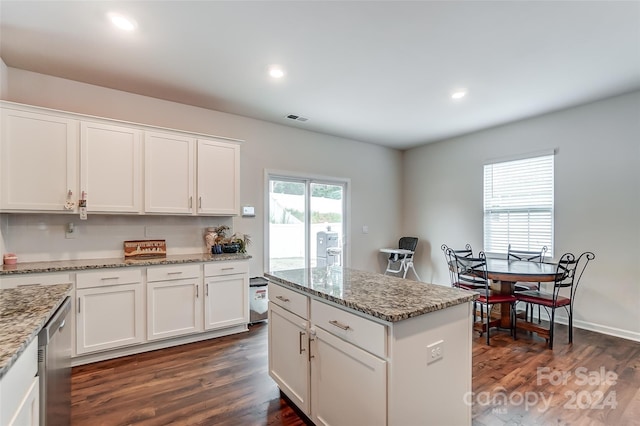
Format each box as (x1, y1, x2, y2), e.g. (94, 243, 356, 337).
(268, 283, 387, 425)
(311, 327, 386, 426)
(204, 273, 248, 330)
(147, 264, 203, 340)
(0, 338, 39, 426)
(268, 302, 310, 415)
(76, 268, 144, 355)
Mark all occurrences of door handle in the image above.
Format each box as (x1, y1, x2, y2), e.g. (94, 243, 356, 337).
(329, 320, 351, 331)
(299, 331, 306, 354)
(276, 295, 290, 302)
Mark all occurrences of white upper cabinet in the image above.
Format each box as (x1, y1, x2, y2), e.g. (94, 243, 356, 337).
(1, 102, 241, 216)
(1, 107, 78, 212)
(144, 131, 196, 214)
(80, 121, 142, 213)
(197, 138, 240, 215)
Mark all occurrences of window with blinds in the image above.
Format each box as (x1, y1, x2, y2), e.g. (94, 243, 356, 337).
(483, 153, 554, 257)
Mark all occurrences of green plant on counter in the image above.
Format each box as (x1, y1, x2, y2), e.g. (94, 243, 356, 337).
(230, 233, 251, 253)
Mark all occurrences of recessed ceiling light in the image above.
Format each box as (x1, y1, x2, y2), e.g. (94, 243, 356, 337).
(108, 13, 137, 31)
(269, 66, 285, 79)
(451, 89, 467, 100)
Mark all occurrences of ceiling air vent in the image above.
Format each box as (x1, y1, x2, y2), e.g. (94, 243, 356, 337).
(285, 114, 309, 122)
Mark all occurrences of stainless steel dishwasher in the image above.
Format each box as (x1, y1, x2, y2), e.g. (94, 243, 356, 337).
(38, 296, 72, 426)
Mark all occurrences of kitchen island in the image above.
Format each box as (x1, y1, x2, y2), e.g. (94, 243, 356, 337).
(265, 267, 477, 426)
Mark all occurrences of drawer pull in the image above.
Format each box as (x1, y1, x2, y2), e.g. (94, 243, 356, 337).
(222, 267, 235, 271)
(101, 276, 120, 280)
(299, 331, 306, 354)
(17, 283, 42, 287)
(167, 271, 183, 275)
(276, 295, 290, 302)
(329, 320, 351, 331)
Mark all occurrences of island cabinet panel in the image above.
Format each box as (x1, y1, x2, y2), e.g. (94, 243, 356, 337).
(76, 269, 145, 355)
(80, 121, 142, 213)
(268, 302, 310, 416)
(196, 138, 240, 215)
(311, 327, 386, 426)
(0, 338, 39, 426)
(387, 302, 473, 426)
(1, 107, 78, 212)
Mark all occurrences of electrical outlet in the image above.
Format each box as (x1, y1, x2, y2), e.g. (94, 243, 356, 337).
(65, 222, 76, 239)
(427, 340, 444, 365)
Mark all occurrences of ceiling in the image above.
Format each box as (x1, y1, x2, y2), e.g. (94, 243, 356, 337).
(1, 1, 639, 150)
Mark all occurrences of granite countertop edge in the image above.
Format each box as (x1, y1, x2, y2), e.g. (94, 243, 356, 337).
(1, 253, 252, 276)
(0, 284, 72, 379)
(264, 272, 478, 323)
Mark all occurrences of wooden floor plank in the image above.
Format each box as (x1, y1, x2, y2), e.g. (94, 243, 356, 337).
(71, 322, 640, 425)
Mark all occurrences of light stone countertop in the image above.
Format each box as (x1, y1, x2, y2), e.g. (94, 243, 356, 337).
(0, 253, 251, 276)
(0, 284, 72, 379)
(264, 267, 478, 323)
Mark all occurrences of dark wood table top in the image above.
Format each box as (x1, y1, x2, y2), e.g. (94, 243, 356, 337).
(484, 258, 560, 283)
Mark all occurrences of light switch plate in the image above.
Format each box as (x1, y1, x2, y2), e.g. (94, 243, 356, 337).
(242, 206, 255, 217)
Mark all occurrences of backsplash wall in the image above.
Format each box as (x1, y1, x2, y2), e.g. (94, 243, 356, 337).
(1, 213, 234, 262)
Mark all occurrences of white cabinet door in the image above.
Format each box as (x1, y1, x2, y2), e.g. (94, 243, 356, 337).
(7, 377, 38, 426)
(76, 283, 144, 355)
(147, 279, 203, 340)
(204, 273, 248, 330)
(268, 303, 310, 415)
(80, 121, 142, 213)
(1, 107, 78, 211)
(197, 139, 240, 215)
(311, 327, 387, 426)
(144, 131, 195, 214)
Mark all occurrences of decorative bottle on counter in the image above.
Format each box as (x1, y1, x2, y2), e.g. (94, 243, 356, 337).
(204, 228, 217, 254)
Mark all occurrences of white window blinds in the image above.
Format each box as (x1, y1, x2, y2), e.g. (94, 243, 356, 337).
(483, 154, 554, 256)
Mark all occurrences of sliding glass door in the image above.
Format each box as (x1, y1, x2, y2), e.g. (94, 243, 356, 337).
(268, 175, 346, 272)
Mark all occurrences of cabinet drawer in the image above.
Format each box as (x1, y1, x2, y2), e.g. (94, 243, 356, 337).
(0, 273, 72, 289)
(311, 299, 386, 358)
(147, 264, 200, 282)
(269, 283, 308, 319)
(76, 268, 142, 289)
(204, 261, 248, 277)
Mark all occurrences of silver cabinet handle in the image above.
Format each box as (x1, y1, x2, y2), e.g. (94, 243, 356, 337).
(299, 331, 306, 354)
(199, 196, 202, 209)
(59, 319, 66, 330)
(78, 298, 81, 313)
(17, 283, 42, 287)
(196, 285, 199, 298)
(101, 276, 120, 280)
(167, 271, 183, 275)
(189, 196, 193, 208)
(222, 267, 235, 271)
(276, 295, 290, 302)
(329, 320, 351, 331)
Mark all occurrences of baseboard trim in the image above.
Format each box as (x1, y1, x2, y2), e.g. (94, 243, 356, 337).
(72, 324, 248, 367)
(526, 309, 640, 343)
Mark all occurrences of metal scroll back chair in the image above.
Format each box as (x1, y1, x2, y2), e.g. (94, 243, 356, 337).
(441, 244, 481, 290)
(515, 252, 595, 349)
(509, 244, 548, 321)
(385, 237, 420, 280)
(455, 251, 517, 345)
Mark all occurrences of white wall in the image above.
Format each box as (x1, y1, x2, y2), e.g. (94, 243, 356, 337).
(1, 67, 403, 275)
(403, 91, 640, 341)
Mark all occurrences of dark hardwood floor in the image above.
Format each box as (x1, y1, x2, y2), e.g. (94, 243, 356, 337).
(71, 322, 640, 426)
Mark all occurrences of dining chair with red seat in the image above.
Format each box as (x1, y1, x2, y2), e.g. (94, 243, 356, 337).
(441, 244, 482, 290)
(508, 244, 548, 321)
(514, 251, 595, 349)
(455, 251, 517, 345)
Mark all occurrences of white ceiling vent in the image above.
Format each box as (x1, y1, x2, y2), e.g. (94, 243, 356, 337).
(285, 114, 309, 122)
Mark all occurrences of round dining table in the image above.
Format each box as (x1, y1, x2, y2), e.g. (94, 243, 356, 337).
(483, 258, 562, 328)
